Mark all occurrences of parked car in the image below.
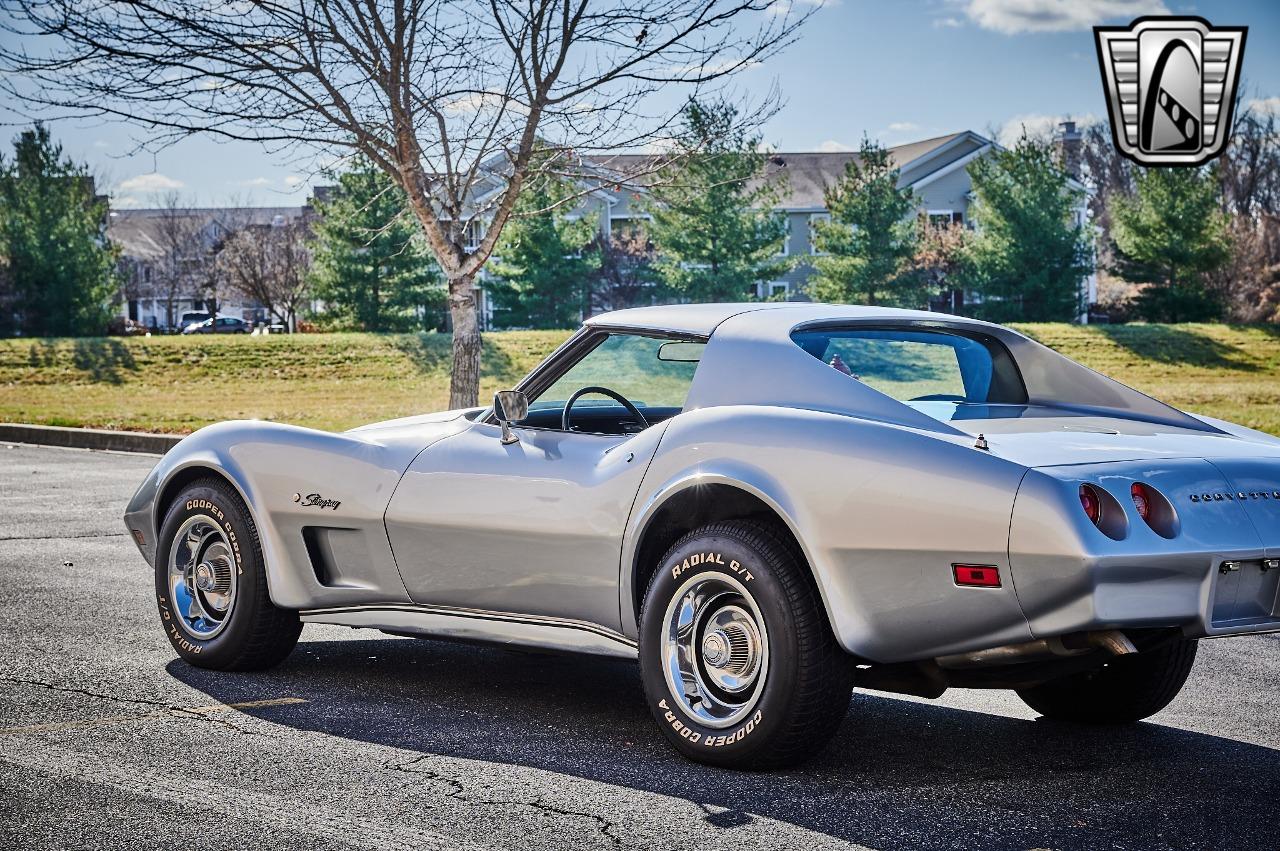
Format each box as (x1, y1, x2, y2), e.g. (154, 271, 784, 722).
(182, 316, 251, 335)
(178, 311, 212, 332)
(124, 304, 1280, 768)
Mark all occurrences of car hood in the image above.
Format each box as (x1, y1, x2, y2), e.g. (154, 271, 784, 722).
(906, 402, 1280, 467)
(345, 407, 483, 444)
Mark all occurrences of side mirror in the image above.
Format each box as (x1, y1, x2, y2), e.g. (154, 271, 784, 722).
(494, 390, 529, 445)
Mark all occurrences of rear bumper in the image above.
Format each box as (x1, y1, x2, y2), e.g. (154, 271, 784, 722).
(1017, 550, 1280, 640)
(1010, 459, 1280, 641)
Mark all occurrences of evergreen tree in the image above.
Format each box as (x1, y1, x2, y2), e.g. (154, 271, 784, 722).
(1111, 165, 1231, 322)
(487, 173, 599, 328)
(309, 155, 442, 331)
(962, 135, 1093, 322)
(0, 124, 115, 337)
(646, 100, 788, 301)
(811, 137, 922, 306)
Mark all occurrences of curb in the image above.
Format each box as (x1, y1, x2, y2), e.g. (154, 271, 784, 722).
(0, 423, 182, 455)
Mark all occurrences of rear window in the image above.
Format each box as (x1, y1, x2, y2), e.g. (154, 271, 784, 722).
(791, 326, 1026, 404)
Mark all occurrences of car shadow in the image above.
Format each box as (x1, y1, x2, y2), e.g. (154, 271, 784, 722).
(168, 637, 1279, 851)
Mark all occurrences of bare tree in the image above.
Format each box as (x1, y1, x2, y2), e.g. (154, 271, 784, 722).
(912, 218, 969, 295)
(1214, 97, 1280, 320)
(1, 0, 808, 405)
(218, 220, 312, 330)
(150, 192, 212, 329)
(591, 225, 657, 315)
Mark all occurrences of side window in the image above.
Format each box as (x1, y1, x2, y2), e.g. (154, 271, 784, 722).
(526, 333, 705, 433)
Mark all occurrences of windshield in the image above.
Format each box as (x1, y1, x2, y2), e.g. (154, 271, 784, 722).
(790, 326, 1027, 405)
(518, 333, 706, 433)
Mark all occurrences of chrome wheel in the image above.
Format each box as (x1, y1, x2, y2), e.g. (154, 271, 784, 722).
(167, 514, 238, 640)
(660, 572, 769, 729)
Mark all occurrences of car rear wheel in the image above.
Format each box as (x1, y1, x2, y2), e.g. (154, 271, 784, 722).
(155, 478, 301, 670)
(638, 520, 853, 768)
(1016, 638, 1198, 724)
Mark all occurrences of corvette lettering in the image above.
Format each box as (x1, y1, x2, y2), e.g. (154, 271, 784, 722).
(1189, 490, 1280, 503)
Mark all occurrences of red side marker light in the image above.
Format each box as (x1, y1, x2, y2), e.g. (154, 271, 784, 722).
(953, 564, 1001, 588)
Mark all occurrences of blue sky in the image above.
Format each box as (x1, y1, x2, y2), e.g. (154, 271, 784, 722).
(6, 0, 1278, 207)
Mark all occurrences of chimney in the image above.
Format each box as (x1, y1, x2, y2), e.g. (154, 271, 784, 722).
(1056, 119, 1083, 181)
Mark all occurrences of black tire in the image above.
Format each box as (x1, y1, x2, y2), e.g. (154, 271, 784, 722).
(1016, 638, 1198, 724)
(638, 520, 853, 769)
(155, 477, 301, 671)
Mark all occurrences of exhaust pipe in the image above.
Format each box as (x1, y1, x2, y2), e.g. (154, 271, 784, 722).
(935, 629, 1137, 670)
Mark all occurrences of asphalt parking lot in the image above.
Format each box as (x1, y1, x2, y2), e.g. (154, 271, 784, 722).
(1, 442, 1277, 850)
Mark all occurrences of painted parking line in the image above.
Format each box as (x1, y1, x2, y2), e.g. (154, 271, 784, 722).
(0, 697, 308, 736)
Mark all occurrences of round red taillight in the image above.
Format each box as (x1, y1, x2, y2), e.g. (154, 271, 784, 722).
(1131, 482, 1151, 522)
(1080, 484, 1102, 525)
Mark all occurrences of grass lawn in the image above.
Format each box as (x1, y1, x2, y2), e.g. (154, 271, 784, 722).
(2, 323, 1279, 436)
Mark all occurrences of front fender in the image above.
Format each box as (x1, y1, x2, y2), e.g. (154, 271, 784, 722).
(123, 417, 468, 610)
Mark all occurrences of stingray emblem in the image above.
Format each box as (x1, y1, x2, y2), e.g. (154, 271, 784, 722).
(1094, 16, 1246, 167)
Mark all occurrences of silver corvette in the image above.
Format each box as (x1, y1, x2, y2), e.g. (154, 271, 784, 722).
(125, 303, 1280, 767)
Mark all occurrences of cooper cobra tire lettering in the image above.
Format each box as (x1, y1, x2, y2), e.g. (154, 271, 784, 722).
(703, 711, 762, 747)
(639, 520, 852, 768)
(158, 479, 300, 671)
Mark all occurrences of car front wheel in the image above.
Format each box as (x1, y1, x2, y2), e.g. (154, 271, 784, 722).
(638, 520, 853, 769)
(154, 477, 301, 670)
(1016, 637, 1198, 724)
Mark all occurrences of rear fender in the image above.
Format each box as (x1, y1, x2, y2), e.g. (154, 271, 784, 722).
(623, 405, 1035, 662)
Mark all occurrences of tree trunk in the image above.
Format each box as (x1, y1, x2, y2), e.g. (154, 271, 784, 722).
(448, 273, 482, 409)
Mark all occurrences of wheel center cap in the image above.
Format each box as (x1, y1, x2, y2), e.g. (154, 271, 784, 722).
(702, 632, 730, 668)
(193, 554, 233, 596)
(194, 561, 217, 592)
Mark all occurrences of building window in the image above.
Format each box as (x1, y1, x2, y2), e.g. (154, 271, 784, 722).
(808, 213, 831, 254)
(774, 213, 790, 257)
(464, 220, 485, 253)
(926, 210, 964, 229)
(758, 281, 790, 300)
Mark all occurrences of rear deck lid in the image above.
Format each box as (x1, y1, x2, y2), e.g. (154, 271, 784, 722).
(906, 402, 1280, 467)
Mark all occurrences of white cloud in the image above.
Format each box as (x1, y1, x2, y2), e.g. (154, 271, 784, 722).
(933, 16, 964, 28)
(885, 122, 921, 134)
(663, 58, 760, 77)
(283, 175, 304, 187)
(816, 139, 854, 152)
(996, 112, 1098, 146)
(767, 0, 838, 15)
(964, 0, 1168, 35)
(441, 91, 530, 117)
(1248, 96, 1280, 118)
(238, 177, 272, 187)
(92, 139, 109, 149)
(116, 173, 184, 194)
